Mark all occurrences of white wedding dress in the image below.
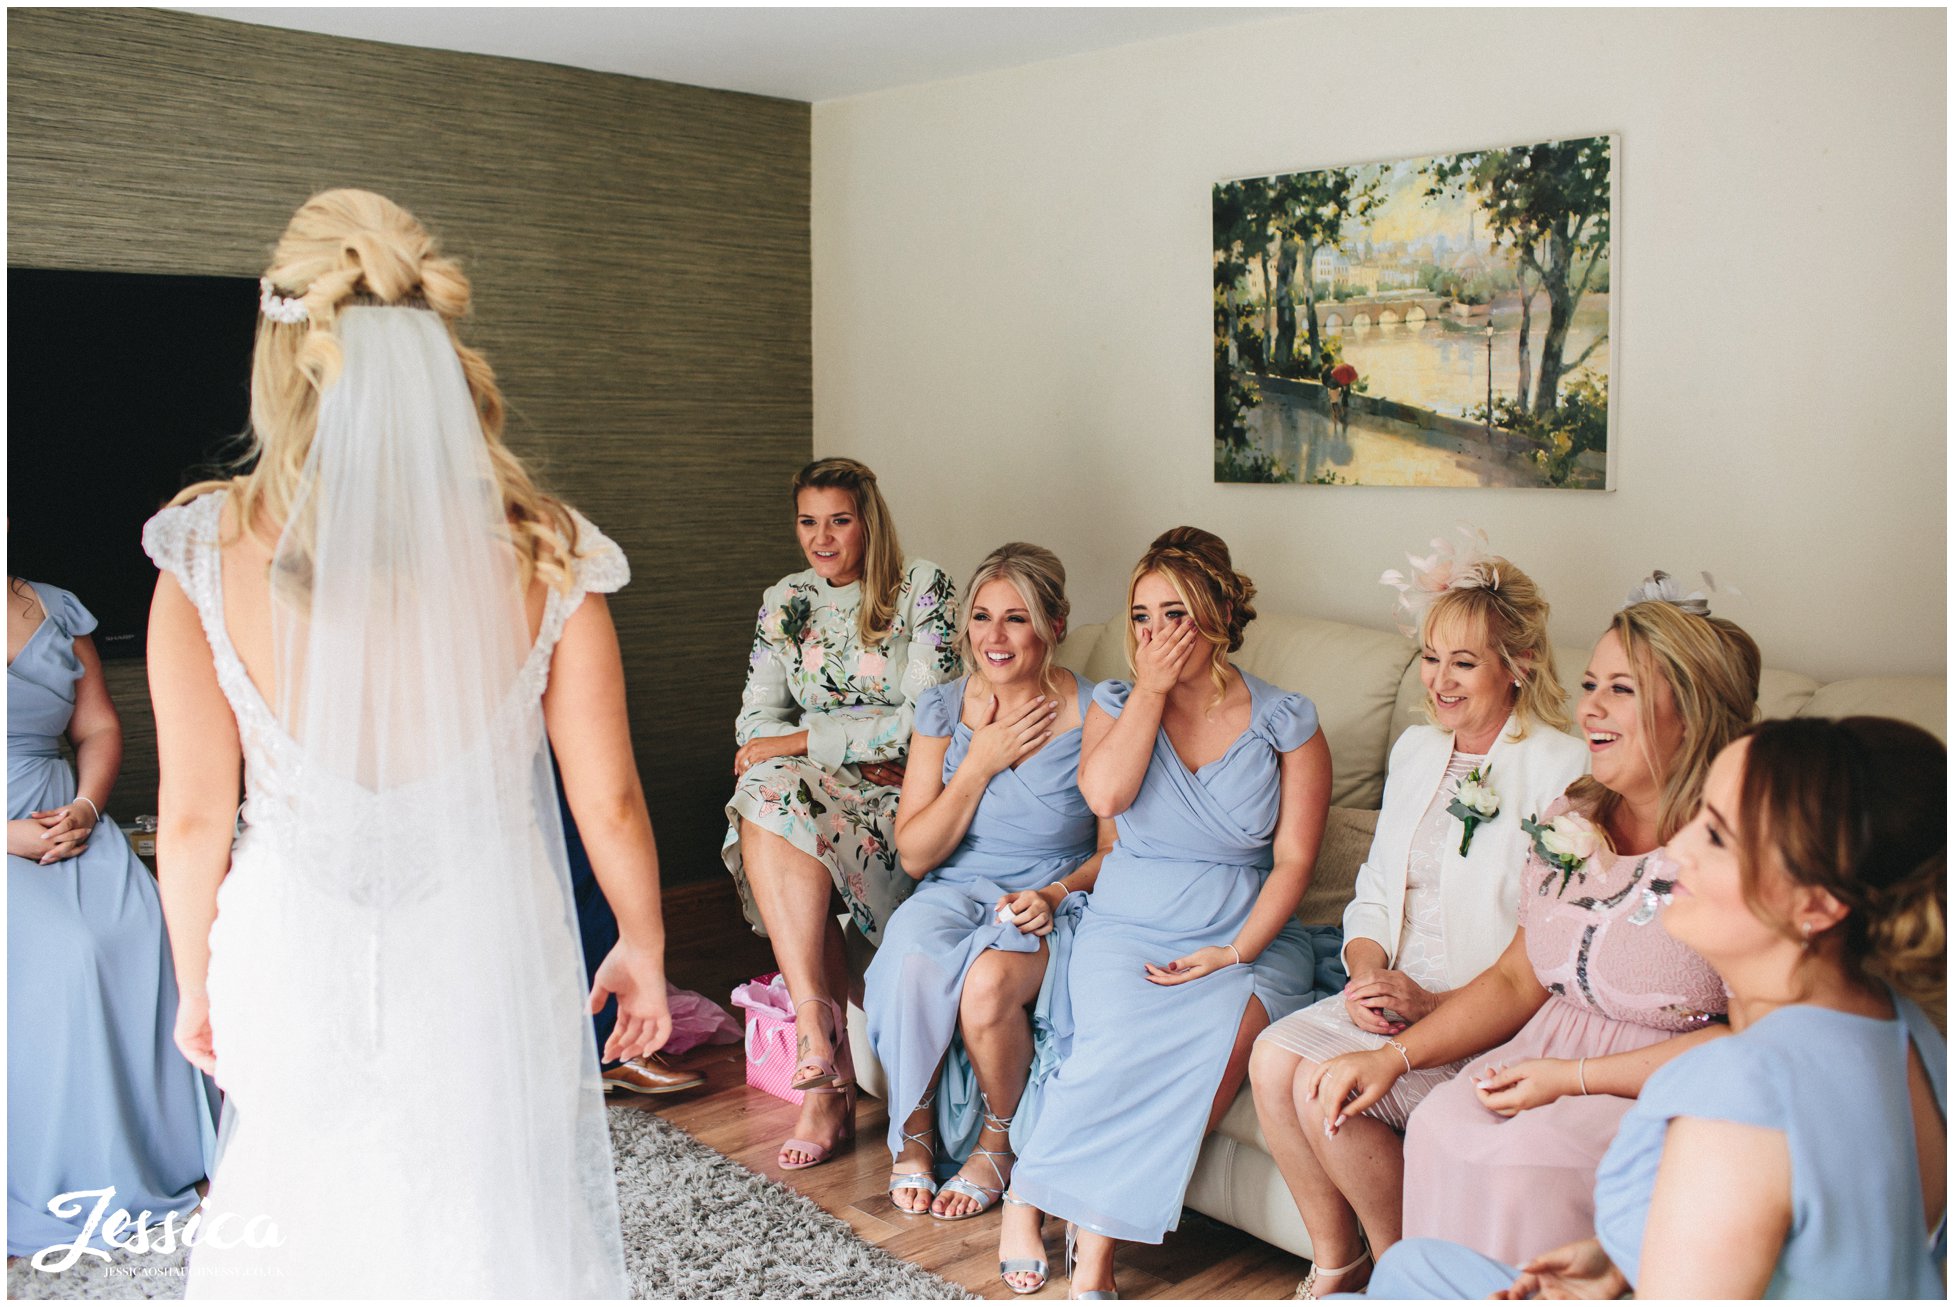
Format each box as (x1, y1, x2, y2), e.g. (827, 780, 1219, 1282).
(143, 308, 630, 1297)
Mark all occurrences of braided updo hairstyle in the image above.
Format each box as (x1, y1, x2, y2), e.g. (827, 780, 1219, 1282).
(176, 189, 583, 592)
(1736, 716, 1946, 1026)
(1124, 526, 1257, 707)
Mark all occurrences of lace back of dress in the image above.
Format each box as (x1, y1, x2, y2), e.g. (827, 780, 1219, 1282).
(245, 307, 623, 1293)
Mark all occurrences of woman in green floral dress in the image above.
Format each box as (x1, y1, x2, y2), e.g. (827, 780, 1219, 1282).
(724, 457, 961, 1169)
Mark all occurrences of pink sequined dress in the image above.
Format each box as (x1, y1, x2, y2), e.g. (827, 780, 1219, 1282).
(1399, 793, 1726, 1266)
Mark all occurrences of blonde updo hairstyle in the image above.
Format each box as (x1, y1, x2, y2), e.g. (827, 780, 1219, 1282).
(1418, 559, 1570, 739)
(1124, 526, 1257, 708)
(956, 543, 1070, 699)
(175, 189, 582, 592)
(1567, 600, 1762, 846)
(1734, 716, 1945, 1027)
(791, 457, 904, 648)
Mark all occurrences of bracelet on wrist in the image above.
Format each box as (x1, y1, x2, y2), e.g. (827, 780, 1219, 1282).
(1382, 1037, 1414, 1075)
(1225, 943, 1243, 966)
(76, 796, 100, 826)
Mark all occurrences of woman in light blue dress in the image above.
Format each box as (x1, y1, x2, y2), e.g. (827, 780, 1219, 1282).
(866, 544, 1113, 1239)
(1365, 716, 1946, 1300)
(1005, 528, 1346, 1298)
(7, 579, 217, 1259)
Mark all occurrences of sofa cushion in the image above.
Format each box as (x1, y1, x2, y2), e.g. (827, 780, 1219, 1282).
(1053, 623, 1115, 682)
(1801, 677, 1947, 741)
(1298, 806, 1378, 927)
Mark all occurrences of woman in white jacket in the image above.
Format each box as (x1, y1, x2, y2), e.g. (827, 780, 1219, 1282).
(1247, 530, 1589, 1297)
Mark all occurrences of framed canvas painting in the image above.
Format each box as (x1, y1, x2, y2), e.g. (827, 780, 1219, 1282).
(1214, 134, 1617, 489)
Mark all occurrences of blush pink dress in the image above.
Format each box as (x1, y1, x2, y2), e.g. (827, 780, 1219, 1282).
(1399, 793, 1726, 1266)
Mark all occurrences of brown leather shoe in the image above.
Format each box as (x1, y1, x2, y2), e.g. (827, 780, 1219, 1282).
(602, 1054, 706, 1096)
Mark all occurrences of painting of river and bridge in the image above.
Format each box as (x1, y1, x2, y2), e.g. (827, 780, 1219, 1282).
(1214, 135, 1616, 489)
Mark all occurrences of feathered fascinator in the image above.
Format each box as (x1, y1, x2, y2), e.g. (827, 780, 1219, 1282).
(1380, 524, 1501, 637)
(1620, 570, 1735, 616)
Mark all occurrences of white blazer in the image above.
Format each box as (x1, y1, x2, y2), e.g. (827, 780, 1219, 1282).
(1340, 714, 1591, 990)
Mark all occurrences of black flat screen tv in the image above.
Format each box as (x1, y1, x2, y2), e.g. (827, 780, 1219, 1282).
(9, 268, 258, 658)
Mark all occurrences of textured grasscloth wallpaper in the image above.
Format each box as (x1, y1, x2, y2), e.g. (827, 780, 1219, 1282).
(9, 8, 810, 884)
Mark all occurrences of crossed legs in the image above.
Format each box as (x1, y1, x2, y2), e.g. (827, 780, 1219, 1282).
(739, 820, 852, 1166)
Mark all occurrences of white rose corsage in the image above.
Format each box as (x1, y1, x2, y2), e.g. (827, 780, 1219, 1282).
(1521, 811, 1602, 896)
(1443, 763, 1500, 856)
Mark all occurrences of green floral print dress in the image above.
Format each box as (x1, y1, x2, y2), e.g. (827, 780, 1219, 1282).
(722, 560, 961, 946)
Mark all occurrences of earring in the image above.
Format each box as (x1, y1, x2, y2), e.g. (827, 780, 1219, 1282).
(1800, 921, 1815, 950)
(1512, 679, 1522, 688)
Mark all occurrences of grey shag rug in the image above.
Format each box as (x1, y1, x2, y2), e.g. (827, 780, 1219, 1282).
(9, 1106, 973, 1300)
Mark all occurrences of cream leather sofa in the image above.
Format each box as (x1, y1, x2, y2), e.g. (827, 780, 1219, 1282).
(844, 611, 1945, 1262)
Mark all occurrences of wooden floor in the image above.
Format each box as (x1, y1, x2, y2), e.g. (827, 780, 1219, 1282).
(617, 1040, 1310, 1300)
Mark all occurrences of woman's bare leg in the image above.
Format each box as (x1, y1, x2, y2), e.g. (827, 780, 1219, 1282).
(1249, 1041, 1370, 1286)
(1207, 996, 1269, 1132)
(1070, 1229, 1118, 1296)
(939, 945, 1044, 1217)
(1299, 1076, 1402, 1262)
(740, 820, 851, 1163)
(888, 1049, 948, 1214)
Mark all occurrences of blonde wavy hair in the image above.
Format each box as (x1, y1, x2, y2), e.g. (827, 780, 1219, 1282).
(1418, 560, 1571, 740)
(1568, 600, 1762, 846)
(792, 458, 904, 647)
(1735, 716, 1945, 1027)
(174, 189, 582, 593)
(1123, 526, 1257, 709)
(956, 542, 1070, 699)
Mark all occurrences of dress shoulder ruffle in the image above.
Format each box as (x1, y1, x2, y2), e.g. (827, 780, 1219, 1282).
(913, 677, 964, 737)
(566, 509, 629, 596)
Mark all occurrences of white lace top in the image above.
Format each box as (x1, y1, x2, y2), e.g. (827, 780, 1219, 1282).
(141, 490, 629, 862)
(1392, 749, 1487, 989)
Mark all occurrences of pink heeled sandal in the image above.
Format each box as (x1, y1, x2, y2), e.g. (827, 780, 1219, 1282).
(779, 1083, 857, 1171)
(788, 994, 852, 1092)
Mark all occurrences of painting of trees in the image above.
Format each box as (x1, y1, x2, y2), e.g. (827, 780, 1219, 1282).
(1213, 135, 1614, 490)
(1425, 136, 1611, 415)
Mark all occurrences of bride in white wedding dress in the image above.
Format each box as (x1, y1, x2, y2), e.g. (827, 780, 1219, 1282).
(143, 190, 670, 1297)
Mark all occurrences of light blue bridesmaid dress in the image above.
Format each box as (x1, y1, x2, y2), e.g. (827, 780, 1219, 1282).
(7, 582, 218, 1257)
(865, 672, 1099, 1172)
(1364, 994, 1947, 1299)
(1009, 673, 1346, 1244)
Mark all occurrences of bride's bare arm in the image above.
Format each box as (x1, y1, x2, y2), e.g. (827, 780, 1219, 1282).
(147, 572, 242, 1074)
(542, 592, 672, 1060)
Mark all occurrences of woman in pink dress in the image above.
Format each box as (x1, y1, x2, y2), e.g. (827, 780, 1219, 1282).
(1303, 574, 1761, 1272)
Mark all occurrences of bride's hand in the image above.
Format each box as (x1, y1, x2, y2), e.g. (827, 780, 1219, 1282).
(591, 940, 673, 1063)
(174, 990, 216, 1077)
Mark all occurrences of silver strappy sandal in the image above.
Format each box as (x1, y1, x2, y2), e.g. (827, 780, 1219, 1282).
(997, 1192, 1049, 1295)
(886, 1089, 939, 1215)
(932, 1092, 1012, 1221)
(1065, 1222, 1118, 1300)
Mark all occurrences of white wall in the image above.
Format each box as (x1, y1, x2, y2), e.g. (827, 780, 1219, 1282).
(813, 8, 1946, 682)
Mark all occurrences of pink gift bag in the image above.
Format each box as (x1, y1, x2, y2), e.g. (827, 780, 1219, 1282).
(730, 972, 805, 1105)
